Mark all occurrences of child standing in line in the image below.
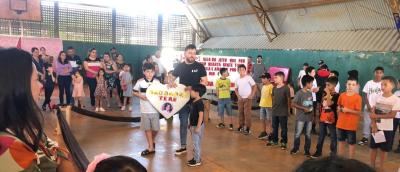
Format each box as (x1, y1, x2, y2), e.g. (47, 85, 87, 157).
(290, 75, 314, 156)
(266, 72, 291, 150)
(216, 68, 233, 130)
(336, 77, 362, 159)
(121, 64, 133, 111)
(359, 67, 384, 146)
(234, 64, 257, 135)
(95, 69, 107, 112)
(394, 79, 400, 153)
(133, 63, 161, 156)
(42, 65, 56, 111)
(311, 76, 340, 158)
(369, 76, 400, 172)
(187, 84, 207, 167)
(257, 73, 273, 140)
(72, 70, 85, 108)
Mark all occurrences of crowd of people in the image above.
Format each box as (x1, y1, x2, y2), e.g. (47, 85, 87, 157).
(1, 43, 399, 172)
(31, 46, 167, 112)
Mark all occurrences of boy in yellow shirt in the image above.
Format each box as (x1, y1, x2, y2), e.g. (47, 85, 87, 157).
(216, 68, 233, 130)
(258, 73, 273, 140)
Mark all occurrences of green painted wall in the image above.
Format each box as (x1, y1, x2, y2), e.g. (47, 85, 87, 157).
(62, 41, 158, 80)
(200, 49, 400, 91)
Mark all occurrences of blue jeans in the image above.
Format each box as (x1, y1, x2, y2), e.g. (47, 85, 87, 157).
(179, 104, 190, 147)
(315, 122, 337, 155)
(217, 98, 232, 119)
(293, 121, 312, 152)
(362, 107, 371, 138)
(272, 116, 288, 143)
(190, 124, 205, 162)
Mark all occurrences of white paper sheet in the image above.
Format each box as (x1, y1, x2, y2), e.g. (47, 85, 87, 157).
(69, 61, 78, 68)
(372, 131, 386, 144)
(377, 119, 393, 131)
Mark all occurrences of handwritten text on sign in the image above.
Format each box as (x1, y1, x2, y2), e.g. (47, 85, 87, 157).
(146, 84, 190, 119)
(197, 55, 249, 89)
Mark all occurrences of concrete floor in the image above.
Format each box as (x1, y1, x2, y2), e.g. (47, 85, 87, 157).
(41, 95, 400, 172)
(39, 87, 400, 172)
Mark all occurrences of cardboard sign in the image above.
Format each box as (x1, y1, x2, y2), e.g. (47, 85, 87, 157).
(146, 83, 190, 119)
(197, 55, 250, 90)
(268, 66, 290, 82)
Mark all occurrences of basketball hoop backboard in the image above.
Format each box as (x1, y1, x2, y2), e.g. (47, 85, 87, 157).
(0, 0, 41, 21)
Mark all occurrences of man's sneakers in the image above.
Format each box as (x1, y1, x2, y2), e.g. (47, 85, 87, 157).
(216, 123, 225, 129)
(187, 158, 201, 167)
(310, 153, 322, 159)
(304, 151, 311, 157)
(280, 143, 287, 150)
(236, 126, 244, 133)
(290, 149, 299, 155)
(266, 140, 278, 147)
(243, 128, 251, 135)
(257, 132, 268, 140)
(174, 147, 187, 155)
(358, 137, 368, 145)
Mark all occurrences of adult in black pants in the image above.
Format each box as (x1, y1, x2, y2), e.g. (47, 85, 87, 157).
(42, 65, 56, 110)
(55, 51, 72, 104)
(83, 48, 103, 107)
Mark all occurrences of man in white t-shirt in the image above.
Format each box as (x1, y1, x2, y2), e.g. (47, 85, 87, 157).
(297, 63, 309, 88)
(358, 67, 384, 145)
(235, 64, 256, 135)
(369, 76, 400, 172)
(133, 63, 161, 156)
(152, 50, 167, 83)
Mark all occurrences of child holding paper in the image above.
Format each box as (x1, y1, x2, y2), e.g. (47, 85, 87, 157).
(369, 76, 400, 172)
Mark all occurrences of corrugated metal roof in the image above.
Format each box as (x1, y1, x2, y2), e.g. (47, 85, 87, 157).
(188, 0, 395, 36)
(190, 0, 251, 19)
(260, 0, 320, 8)
(202, 14, 265, 36)
(201, 29, 400, 52)
(270, 0, 394, 33)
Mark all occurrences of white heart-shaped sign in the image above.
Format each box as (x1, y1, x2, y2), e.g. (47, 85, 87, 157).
(146, 83, 190, 119)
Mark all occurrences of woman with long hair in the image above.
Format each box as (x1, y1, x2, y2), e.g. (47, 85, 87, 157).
(0, 48, 71, 171)
(84, 48, 103, 108)
(55, 51, 72, 104)
(102, 52, 120, 107)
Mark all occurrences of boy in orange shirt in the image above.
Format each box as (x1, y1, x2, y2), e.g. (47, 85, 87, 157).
(336, 77, 362, 159)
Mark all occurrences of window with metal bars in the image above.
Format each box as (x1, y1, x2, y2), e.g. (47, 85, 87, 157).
(162, 15, 193, 48)
(116, 13, 158, 46)
(58, 3, 112, 43)
(0, 0, 194, 48)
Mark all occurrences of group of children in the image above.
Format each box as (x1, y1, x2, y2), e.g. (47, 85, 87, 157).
(213, 63, 400, 172)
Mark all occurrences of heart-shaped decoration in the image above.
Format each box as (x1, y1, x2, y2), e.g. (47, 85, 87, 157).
(146, 83, 190, 119)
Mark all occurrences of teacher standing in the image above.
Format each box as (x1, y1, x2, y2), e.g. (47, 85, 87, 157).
(169, 44, 208, 155)
(83, 48, 103, 107)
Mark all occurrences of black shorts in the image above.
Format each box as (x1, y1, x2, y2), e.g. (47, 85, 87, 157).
(369, 130, 395, 152)
(337, 128, 356, 145)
